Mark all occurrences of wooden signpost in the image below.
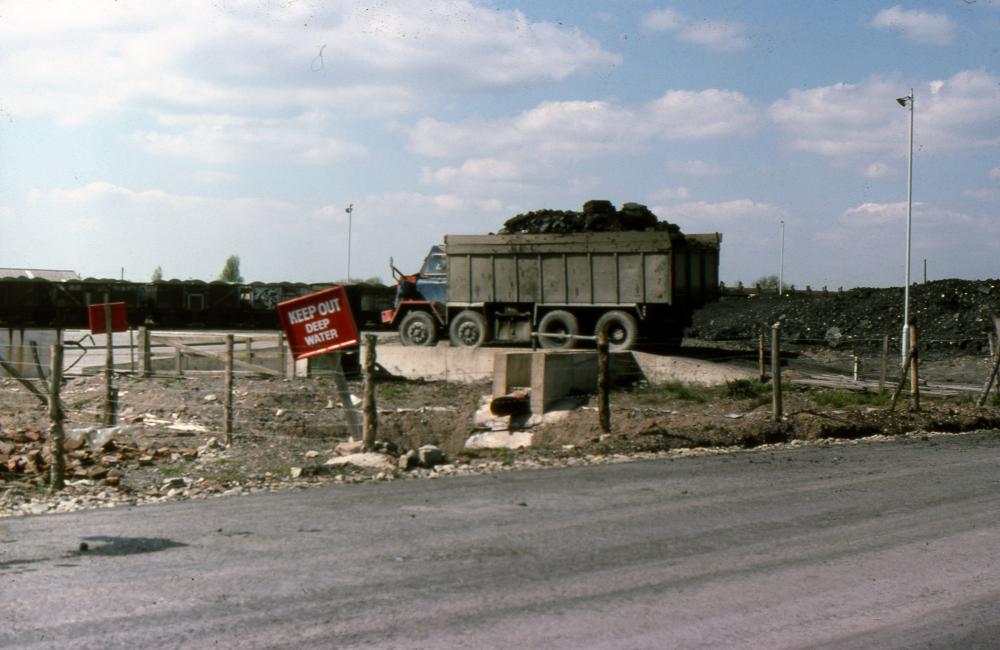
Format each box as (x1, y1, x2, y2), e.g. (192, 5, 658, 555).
(88, 299, 128, 425)
(277, 287, 365, 442)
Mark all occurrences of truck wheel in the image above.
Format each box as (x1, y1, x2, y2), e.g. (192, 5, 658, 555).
(399, 311, 438, 346)
(594, 310, 639, 351)
(449, 310, 489, 348)
(538, 310, 578, 349)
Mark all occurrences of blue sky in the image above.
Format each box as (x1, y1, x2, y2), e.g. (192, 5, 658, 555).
(1, 1, 998, 288)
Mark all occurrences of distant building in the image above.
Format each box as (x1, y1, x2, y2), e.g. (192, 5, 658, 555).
(0, 268, 80, 281)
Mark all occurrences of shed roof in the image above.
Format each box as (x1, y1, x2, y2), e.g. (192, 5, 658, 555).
(0, 268, 81, 281)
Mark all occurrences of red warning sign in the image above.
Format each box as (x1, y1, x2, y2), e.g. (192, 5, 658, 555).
(277, 286, 358, 359)
(88, 302, 129, 334)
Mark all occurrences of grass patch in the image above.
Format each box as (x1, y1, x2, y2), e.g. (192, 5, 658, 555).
(159, 466, 183, 477)
(379, 383, 412, 400)
(725, 379, 770, 400)
(625, 381, 718, 404)
(810, 389, 891, 408)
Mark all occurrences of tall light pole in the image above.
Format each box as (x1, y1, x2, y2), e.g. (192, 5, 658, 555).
(897, 89, 914, 362)
(778, 220, 785, 297)
(345, 203, 353, 283)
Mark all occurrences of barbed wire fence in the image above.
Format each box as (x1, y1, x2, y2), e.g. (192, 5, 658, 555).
(4, 320, 1000, 488)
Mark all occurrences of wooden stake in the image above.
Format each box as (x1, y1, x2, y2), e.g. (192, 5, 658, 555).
(103, 298, 115, 425)
(977, 346, 1000, 407)
(909, 324, 920, 411)
(139, 326, 152, 377)
(224, 334, 234, 445)
(279, 331, 288, 379)
(771, 323, 782, 422)
(598, 331, 611, 433)
(890, 347, 917, 411)
(758, 334, 766, 383)
(362, 334, 378, 450)
(48, 344, 65, 492)
(879, 335, 888, 395)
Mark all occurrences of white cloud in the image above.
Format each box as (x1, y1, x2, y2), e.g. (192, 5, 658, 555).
(410, 89, 759, 160)
(641, 8, 750, 51)
(649, 187, 691, 202)
(641, 9, 683, 32)
(666, 160, 731, 176)
(990, 166, 1000, 181)
(869, 5, 956, 46)
(0, 1, 619, 126)
(963, 188, 1000, 201)
(769, 71, 1000, 161)
(863, 162, 895, 178)
(132, 111, 367, 164)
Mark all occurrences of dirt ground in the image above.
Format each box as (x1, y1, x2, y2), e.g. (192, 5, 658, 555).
(3, 342, 1000, 514)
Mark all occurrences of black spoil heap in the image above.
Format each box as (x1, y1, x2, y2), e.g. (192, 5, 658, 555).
(499, 200, 681, 235)
(687, 278, 1000, 356)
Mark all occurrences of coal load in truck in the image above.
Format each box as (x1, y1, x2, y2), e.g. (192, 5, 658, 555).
(499, 200, 680, 236)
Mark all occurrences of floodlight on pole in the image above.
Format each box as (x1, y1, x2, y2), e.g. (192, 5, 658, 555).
(897, 89, 914, 362)
(778, 220, 785, 297)
(345, 203, 354, 283)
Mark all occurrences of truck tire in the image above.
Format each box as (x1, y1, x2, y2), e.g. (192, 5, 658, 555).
(594, 310, 639, 351)
(449, 310, 489, 348)
(538, 310, 578, 349)
(399, 311, 438, 346)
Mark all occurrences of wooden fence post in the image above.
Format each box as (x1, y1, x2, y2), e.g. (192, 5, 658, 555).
(909, 324, 920, 411)
(103, 298, 115, 425)
(771, 323, 782, 422)
(224, 334, 234, 445)
(244, 337, 253, 364)
(758, 334, 766, 383)
(852, 352, 861, 382)
(598, 331, 611, 433)
(362, 334, 378, 451)
(49, 344, 65, 492)
(879, 335, 888, 394)
(278, 331, 288, 379)
(139, 326, 151, 377)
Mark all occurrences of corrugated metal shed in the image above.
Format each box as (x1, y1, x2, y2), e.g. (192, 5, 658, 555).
(0, 268, 80, 281)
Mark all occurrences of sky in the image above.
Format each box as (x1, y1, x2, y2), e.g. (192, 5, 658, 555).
(1, 1, 998, 289)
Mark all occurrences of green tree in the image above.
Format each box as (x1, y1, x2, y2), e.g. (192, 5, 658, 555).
(219, 255, 244, 283)
(755, 274, 781, 291)
(151, 266, 163, 282)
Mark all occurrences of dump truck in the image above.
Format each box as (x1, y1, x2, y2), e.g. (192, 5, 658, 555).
(382, 229, 721, 351)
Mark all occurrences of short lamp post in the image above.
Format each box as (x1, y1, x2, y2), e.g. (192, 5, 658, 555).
(897, 90, 914, 362)
(345, 203, 354, 283)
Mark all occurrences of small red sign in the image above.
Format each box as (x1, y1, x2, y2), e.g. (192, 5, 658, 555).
(88, 302, 128, 334)
(277, 286, 358, 360)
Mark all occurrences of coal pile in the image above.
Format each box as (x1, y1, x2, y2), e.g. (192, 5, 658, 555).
(687, 279, 1000, 355)
(500, 200, 681, 235)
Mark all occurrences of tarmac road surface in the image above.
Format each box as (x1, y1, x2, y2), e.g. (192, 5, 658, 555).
(4, 432, 1000, 649)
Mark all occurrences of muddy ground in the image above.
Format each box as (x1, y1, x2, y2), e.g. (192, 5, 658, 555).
(3, 340, 1000, 516)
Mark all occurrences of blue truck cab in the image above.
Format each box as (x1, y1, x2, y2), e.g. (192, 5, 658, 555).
(381, 245, 449, 345)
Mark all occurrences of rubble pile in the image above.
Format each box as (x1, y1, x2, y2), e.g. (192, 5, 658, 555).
(688, 278, 1000, 353)
(500, 200, 681, 235)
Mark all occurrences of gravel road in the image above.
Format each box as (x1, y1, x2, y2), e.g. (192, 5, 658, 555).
(4, 431, 1000, 649)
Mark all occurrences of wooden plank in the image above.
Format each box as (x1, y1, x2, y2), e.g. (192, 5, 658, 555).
(158, 338, 280, 376)
(0, 351, 48, 405)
